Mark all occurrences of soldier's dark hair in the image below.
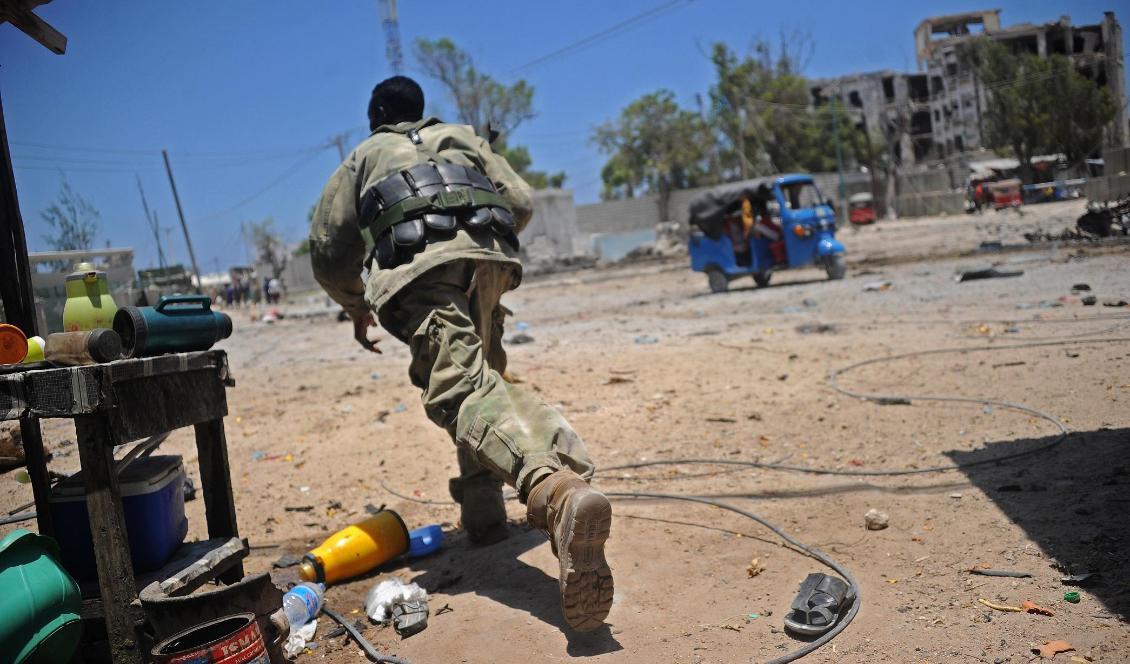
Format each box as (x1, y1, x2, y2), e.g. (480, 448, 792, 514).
(368, 76, 425, 130)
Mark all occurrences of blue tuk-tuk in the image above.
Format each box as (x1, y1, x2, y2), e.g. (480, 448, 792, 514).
(688, 174, 846, 293)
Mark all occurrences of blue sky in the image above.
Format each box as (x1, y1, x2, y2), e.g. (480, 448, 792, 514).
(2, 1, 1125, 271)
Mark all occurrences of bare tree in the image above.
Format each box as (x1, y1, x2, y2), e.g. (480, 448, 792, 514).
(41, 178, 99, 253)
(245, 218, 288, 279)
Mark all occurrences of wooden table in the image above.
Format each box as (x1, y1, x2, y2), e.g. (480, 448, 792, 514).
(0, 350, 241, 663)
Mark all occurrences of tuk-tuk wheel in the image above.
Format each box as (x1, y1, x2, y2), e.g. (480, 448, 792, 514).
(752, 272, 771, 287)
(824, 255, 846, 280)
(707, 269, 729, 294)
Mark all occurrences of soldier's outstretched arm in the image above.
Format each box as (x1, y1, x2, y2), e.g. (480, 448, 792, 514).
(475, 136, 534, 233)
(309, 164, 368, 318)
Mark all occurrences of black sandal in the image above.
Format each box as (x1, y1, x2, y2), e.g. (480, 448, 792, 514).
(784, 573, 853, 636)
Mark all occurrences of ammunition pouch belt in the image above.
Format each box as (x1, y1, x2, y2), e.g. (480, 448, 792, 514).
(359, 162, 518, 270)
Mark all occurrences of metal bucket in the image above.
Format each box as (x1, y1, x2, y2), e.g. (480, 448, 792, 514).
(151, 612, 270, 664)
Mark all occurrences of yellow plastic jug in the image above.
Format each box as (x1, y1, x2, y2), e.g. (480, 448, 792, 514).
(298, 510, 409, 585)
(62, 262, 117, 332)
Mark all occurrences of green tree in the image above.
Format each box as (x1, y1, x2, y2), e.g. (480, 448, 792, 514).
(41, 179, 99, 253)
(414, 38, 564, 189)
(708, 41, 860, 178)
(592, 90, 714, 219)
(961, 39, 1115, 180)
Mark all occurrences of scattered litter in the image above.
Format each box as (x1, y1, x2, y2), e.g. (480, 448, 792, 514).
(1060, 572, 1096, 585)
(283, 617, 317, 659)
(746, 558, 765, 578)
(873, 397, 911, 406)
(1063, 591, 1081, 603)
(393, 403, 408, 413)
(956, 267, 1024, 282)
(1071, 283, 1091, 292)
(1033, 640, 1074, 659)
(364, 577, 429, 638)
(1065, 351, 1080, 358)
(864, 509, 889, 531)
(370, 372, 381, 380)
(515, 321, 530, 331)
(183, 476, 196, 502)
(1081, 295, 1097, 306)
(968, 568, 1032, 578)
(285, 505, 314, 512)
(602, 376, 634, 385)
(802, 298, 817, 308)
(795, 323, 837, 335)
(250, 451, 265, 461)
(705, 417, 736, 423)
(978, 598, 1022, 612)
(949, 493, 963, 499)
(507, 333, 535, 345)
(273, 553, 302, 568)
(634, 334, 659, 345)
(363, 503, 385, 515)
(435, 603, 454, 616)
(324, 625, 346, 639)
(1023, 600, 1055, 616)
(1103, 298, 1128, 307)
(991, 361, 1026, 368)
(862, 280, 892, 292)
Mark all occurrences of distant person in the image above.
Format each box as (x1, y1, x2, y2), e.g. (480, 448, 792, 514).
(267, 277, 282, 304)
(223, 283, 235, 307)
(308, 75, 613, 632)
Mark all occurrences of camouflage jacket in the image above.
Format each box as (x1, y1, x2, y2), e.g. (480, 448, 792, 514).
(309, 117, 533, 319)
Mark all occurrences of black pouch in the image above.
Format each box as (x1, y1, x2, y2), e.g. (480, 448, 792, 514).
(423, 213, 457, 232)
(391, 218, 426, 248)
(465, 207, 493, 228)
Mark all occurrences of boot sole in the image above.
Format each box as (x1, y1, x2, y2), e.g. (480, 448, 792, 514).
(558, 490, 614, 632)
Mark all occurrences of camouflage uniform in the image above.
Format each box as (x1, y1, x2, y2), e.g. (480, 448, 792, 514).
(309, 117, 595, 505)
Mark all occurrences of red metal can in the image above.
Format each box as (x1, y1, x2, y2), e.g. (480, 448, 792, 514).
(151, 613, 270, 664)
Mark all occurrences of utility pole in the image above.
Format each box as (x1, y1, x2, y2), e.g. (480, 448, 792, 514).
(161, 150, 203, 293)
(331, 134, 347, 162)
(831, 95, 847, 224)
(136, 174, 167, 270)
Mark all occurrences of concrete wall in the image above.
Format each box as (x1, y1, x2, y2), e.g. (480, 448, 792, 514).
(523, 189, 584, 257)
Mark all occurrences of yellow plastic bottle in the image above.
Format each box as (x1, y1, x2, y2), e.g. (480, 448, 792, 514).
(62, 262, 117, 332)
(298, 510, 409, 585)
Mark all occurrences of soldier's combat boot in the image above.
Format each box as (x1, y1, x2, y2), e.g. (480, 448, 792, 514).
(449, 477, 509, 545)
(527, 469, 613, 632)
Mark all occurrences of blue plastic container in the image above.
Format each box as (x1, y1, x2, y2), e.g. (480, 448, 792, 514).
(407, 525, 444, 558)
(49, 455, 188, 581)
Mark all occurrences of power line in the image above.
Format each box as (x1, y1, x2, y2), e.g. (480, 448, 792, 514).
(193, 148, 331, 223)
(511, 0, 696, 74)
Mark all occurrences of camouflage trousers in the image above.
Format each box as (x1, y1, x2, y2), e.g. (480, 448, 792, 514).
(385, 260, 595, 500)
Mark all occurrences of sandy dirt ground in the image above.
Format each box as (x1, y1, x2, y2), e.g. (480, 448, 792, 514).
(3, 200, 1129, 663)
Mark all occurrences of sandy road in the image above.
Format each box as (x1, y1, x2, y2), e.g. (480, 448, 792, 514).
(3, 200, 1128, 663)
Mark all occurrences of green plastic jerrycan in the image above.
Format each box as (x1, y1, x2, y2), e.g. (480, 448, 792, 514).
(62, 261, 117, 332)
(0, 529, 83, 663)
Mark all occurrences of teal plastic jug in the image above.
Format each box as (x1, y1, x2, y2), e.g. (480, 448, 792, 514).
(0, 529, 83, 663)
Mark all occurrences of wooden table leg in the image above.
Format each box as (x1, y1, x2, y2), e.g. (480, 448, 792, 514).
(75, 416, 142, 664)
(19, 416, 54, 538)
(194, 417, 242, 584)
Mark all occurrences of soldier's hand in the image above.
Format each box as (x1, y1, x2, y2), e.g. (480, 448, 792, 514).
(351, 311, 382, 353)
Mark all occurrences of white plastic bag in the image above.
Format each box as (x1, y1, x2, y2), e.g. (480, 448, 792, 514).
(364, 576, 428, 622)
(283, 617, 317, 659)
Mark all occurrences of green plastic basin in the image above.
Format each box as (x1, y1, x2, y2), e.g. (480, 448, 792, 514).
(0, 529, 83, 663)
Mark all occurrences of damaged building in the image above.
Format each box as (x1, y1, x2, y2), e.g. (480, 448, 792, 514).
(811, 9, 1128, 168)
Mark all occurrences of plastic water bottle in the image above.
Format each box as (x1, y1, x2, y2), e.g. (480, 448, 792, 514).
(282, 582, 325, 629)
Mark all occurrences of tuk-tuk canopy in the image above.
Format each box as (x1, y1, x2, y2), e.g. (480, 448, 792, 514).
(688, 174, 810, 238)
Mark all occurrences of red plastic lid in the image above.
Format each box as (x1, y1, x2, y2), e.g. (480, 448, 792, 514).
(0, 323, 28, 365)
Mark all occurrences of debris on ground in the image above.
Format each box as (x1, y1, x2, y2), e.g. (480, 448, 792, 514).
(507, 333, 535, 345)
(1103, 298, 1129, 307)
(968, 568, 1032, 578)
(1060, 572, 1096, 585)
(746, 558, 765, 578)
(1081, 295, 1097, 306)
(955, 266, 1024, 282)
(1063, 591, 1081, 603)
(634, 335, 659, 344)
(864, 509, 889, 530)
(978, 598, 1023, 612)
(1022, 600, 1055, 616)
(1033, 640, 1074, 659)
(274, 553, 302, 568)
(602, 376, 634, 385)
(795, 322, 837, 335)
(364, 577, 428, 623)
(283, 617, 318, 659)
(862, 280, 892, 292)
